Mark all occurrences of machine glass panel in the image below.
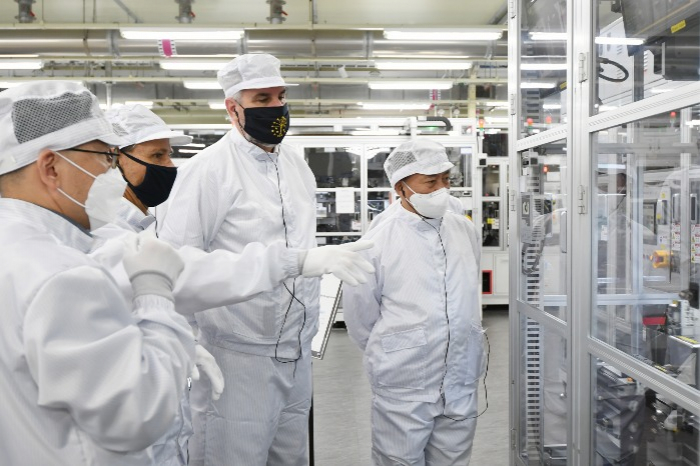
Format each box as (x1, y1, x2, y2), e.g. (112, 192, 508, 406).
(315, 190, 362, 234)
(518, 139, 569, 322)
(518, 316, 569, 465)
(595, 0, 700, 114)
(520, 0, 568, 138)
(593, 107, 700, 391)
(304, 146, 361, 188)
(592, 357, 699, 465)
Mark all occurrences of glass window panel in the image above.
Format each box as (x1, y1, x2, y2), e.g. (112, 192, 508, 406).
(367, 191, 396, 223)
(366, 146, 395, 188)
(520, 0, 568, 138)
(594, 0, 700, 113)
(304, 147, 361, 188)
(593, 107, 700, 391)
(315, 191, 361, 233)
(518, 140, 569, 321)
(592, 357, 699, 465)
(316, 235, 360, 246)
(518, 316, 569, 465)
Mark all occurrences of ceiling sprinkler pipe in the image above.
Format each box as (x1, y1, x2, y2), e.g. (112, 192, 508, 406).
(267, 0, 287, 24)
(175, 0, 195, 24)
(15, 0, 36, 23)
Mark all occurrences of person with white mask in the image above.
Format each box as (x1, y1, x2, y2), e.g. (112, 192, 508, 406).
(343, 139, 485, 466)
(157, 53, 375, 466)
(0, 81, 195, 465)
(91, 104, 372, 465)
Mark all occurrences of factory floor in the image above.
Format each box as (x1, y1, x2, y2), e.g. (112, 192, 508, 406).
(312, 308, 510, 465)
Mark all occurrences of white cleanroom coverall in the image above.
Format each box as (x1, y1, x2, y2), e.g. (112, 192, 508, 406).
(158, 127, 320, 466)
(343, 205, 484, 466)
(0, 198, 195, 466)
(91, 198, 305, 465)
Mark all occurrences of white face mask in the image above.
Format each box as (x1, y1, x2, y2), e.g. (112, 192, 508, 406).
(55, 152, 127, 231)
(403, 182, 450, 219)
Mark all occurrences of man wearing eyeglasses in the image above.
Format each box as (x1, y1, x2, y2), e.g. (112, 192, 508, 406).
(0, 81, 195, 465)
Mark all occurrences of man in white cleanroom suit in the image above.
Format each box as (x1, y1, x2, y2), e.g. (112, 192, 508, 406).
(0, 81, 195, 465)
(158, 53, 375, 466)
(343, 139, 485, 466)
(92, 104, 371, 465)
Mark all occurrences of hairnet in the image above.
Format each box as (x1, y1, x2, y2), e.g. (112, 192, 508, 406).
(106, 104, 192, 149)
(217, 54, 298, 98)
(384, 139, 454, 187)
(0, 81, 123, 176)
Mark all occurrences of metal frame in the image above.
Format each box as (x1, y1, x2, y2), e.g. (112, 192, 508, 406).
(510, 1, 700, 465)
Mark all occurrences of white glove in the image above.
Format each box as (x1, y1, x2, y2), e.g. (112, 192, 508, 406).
(191, 344, 225, 401)
(301, 240, 375, 286)
(122, 230, 185, 302)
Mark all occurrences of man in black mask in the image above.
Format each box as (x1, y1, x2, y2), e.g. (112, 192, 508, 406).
(157, 53, 375, 466)
(106, 104, 189, 221)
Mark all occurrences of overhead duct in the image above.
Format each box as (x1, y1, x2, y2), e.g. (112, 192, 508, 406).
(0, 29, 506, 59)
(175, 0, 195, 24)
(14, 0, 36, 23)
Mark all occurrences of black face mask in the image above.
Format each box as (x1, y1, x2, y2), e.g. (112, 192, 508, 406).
(235, 103, 290, 145)
(119, 149, 177, 207)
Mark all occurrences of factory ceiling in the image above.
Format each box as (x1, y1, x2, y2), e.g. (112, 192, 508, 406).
(0, 0, 510, 122)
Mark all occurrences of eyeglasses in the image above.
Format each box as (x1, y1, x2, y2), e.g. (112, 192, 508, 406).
(66, 147, 119, 169)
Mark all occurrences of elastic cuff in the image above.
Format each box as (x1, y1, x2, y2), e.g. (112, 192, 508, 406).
(285, 248, 304, 277)
(130, 273, 175, 302)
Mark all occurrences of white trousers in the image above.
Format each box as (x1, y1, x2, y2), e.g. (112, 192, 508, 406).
(371, 392, 478, 466)
(188, 344, 312, 466)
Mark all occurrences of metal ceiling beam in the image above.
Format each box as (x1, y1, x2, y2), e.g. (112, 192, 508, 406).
(22, 55, 508, 64)
(0, 22, 505, 32)
(0, 76, 509, 85)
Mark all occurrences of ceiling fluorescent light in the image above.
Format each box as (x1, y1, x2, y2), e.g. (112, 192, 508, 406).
(184, 80, 222, 90)
(209, 102, 227, 110)
(0, 59, 43, 70)
(483, 101, 509, 107)
(160, 60, 229, 71)
(0, 80, 82, 89)
(184, 143, 206, 148)
(485, 117, 509, 124)
(383, 28, 503, 41)
(360, 102, 432, 110)
(595, 36, 644, 45)
(125, 100, 154, 108)
(375, 61, 472, 70)
(521, 63, 567, 71)
(520, 82, 557, 89)
(178, 149, 203, 154)
(120, 28, 244, 40)
(368, 81, 453, 90)
(529, 32, 567, 41)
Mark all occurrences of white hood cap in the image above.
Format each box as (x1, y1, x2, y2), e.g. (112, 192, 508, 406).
(384, 139, 454, 187)
(0, 80, 124, 176)
(217, 53, 298, 98)
(106, 104, 192, 149)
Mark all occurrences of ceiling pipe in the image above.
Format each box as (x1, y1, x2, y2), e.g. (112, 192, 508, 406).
(0, 29, 506, 58)
(0, 22, 498, 32)
(14, 0, 36, 23)
(175, 0, 195, 24)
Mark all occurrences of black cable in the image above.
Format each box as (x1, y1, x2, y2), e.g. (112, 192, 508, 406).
(267, 152, 307, 365)
(598, 57, 630, 83)
(421, 217, 490, 422)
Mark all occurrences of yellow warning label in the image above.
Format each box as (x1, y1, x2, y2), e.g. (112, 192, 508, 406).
(671, 20, 687, 34)
(487, 218, 494, 225)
